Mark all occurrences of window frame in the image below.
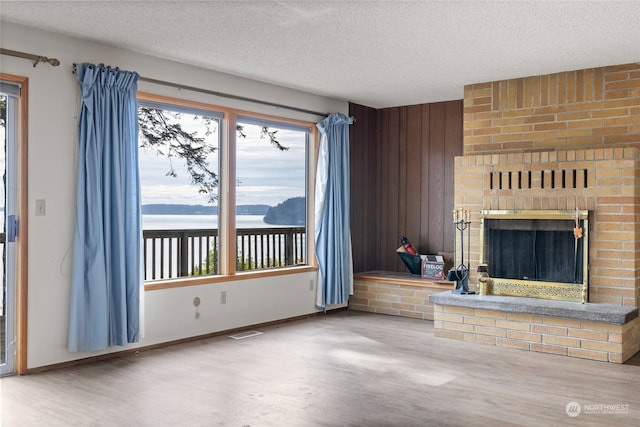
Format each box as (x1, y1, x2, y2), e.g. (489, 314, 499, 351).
(0, 73, 29, 374)
(137, 92, 318, 291)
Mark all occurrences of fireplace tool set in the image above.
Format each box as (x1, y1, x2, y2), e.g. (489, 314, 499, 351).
(449, 209, 475, 295)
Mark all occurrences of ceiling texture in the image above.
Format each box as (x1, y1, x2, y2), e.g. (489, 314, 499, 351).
(1, 1, 639, 108)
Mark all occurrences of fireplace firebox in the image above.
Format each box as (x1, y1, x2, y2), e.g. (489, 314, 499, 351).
(479, 210, 589, 303)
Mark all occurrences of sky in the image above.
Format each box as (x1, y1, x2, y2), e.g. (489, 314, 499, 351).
(138, 111, 307, 207)
(0, 102, 308, 211)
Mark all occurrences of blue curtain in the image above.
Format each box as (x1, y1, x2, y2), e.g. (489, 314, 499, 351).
(315, 113, 353, 310)
(68, 63, 141, 352)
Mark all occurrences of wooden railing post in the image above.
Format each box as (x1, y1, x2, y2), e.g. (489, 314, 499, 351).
(180, 231, 189, 277)
(285, 229, 294, 266)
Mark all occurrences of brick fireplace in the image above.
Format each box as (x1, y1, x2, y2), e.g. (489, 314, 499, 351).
(431, 62, 640, 362)
(458, 147, 637, 305)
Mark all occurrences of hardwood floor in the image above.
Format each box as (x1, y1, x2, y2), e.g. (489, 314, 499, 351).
(1, 310, 639, 426)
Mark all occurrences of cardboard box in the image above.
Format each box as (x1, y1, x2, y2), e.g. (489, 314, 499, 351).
(421, 255, 445, 280)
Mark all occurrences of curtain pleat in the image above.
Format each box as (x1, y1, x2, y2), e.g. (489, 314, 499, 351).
(314, 113, 353, 310)
(68, 63, 141, 352)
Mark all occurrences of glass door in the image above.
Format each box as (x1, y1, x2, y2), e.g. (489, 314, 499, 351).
(1, 83, 19, 376)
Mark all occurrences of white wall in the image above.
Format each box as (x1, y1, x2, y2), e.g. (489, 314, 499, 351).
(0, 22, 348, 369)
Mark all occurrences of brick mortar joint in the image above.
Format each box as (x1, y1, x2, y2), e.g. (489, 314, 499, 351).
(457, 147, 639, 163)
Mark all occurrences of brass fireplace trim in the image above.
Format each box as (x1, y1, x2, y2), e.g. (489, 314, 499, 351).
(480, 209, 589, 221)
(479, 210, 589, 303)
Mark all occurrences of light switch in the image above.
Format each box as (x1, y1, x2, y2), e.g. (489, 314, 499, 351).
(36, 199, 46, 216)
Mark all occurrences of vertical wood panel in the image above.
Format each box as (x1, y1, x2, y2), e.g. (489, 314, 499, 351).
(397, 107, 408, 251)
(349, 103, 377, 272)
(386, 108, 400, 270)
(427, 103, 446, 254)
(378, 109, 390, 270)
(405, 105, 422, 251)
(348, 105, 363, 270)
(444, 101, 463, 253)
(366, 106, 378, 268)
(420, 104, 431, 255)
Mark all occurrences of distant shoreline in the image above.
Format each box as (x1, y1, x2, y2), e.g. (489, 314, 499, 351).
(142, 203, 270, 215)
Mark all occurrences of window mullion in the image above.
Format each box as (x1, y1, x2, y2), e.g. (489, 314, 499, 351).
(219, 112, 237, 275)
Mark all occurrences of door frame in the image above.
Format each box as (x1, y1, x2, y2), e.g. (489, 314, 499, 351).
(1, 73, 28, 375)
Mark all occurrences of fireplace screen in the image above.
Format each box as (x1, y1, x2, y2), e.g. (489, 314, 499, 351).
(479, 210, 589, 302)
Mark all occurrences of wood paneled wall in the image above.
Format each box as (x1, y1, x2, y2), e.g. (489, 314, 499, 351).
(349, 100, 463, 273)
(349, 103, 379, 272)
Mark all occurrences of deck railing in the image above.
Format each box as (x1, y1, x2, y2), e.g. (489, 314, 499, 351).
(0, 229, 306, 282)
(142, 227, 306, 281)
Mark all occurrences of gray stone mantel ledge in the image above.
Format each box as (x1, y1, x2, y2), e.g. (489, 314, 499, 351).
(429, 292, 638, 325)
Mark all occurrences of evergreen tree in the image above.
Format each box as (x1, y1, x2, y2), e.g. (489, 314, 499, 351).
(263, 197, 306, 225)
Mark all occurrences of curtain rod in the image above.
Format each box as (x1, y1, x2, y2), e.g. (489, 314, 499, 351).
(72, 63, 342, 119)
(1, 48, 60, 67)
(140, 75, 333, 118)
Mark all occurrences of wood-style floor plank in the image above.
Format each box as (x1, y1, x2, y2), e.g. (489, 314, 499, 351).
(1, 311, 639, 426)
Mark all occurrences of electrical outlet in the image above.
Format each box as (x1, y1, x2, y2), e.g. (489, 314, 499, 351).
(193, 297, 201, 319)
(309, 279, 314, 291)
(220, 290, 227, 304)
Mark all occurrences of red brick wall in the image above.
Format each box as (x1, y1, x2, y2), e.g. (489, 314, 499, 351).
(459, 63, 640, 308)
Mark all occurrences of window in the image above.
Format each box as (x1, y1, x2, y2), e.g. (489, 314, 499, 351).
(138, 95, 313, 283)
(235, 118, 309, 271)
(138, 101, 221, 280)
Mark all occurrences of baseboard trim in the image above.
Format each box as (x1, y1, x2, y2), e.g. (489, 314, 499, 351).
(25, 308, 347, 375)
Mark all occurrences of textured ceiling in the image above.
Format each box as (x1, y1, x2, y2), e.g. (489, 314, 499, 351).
(1, 1, 639, 108)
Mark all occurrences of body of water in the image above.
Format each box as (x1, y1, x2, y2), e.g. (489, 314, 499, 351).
(142, 214, 292, 230)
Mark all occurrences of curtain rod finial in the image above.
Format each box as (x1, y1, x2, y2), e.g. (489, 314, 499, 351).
(0, 48, 60, 67)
